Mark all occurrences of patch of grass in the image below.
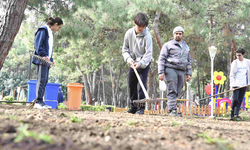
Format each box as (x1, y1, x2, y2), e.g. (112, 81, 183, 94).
(171, 121, 180, 127)
(70, 116, 82, 123)
(81, 105, 114, 112)
(15, 123, 53, 144)
(242, 116, 249, 121)
(58, 103, 67, 109)
(198, 132, 233, 149)
(126, 120, 139, 126)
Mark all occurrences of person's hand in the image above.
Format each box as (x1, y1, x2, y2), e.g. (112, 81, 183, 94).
(45, 56, 49, 61)
(231, 87, 235, 92)
(132, 63, 139, 69)
(186, 75, 191, 82)
(128, 58, 134, 65)
(159, 74, 165, 81)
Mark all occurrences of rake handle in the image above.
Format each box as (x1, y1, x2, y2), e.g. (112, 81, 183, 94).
(198, 84, 250, 101)
(131, 63, 150, 99)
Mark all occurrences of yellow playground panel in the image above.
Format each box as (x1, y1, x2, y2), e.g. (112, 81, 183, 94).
(245, 92, 250, 108)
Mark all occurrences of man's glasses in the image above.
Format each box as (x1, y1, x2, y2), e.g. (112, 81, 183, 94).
(236, 55, 242, 57)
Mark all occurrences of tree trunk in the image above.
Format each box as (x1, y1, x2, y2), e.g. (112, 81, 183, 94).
(101, 64, 106, 104)
(153, 11, 163, 50)
(97, 78, 101, 105)
(109, 61, 116, 106)
(224, 23, 236, 63)
(115, 69, 122, 106)
(226, 39, 232, 98)
(75, 61, 92, 105)
(197, 66, 201, 99)
(92, 70, 97, 100)
(0, 0, 28, 70)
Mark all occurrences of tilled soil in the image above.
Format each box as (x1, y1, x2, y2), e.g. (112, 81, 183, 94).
(0, 104, 250, 150)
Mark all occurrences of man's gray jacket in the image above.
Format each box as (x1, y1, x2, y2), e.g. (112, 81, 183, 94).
(158, 39, 192, 76)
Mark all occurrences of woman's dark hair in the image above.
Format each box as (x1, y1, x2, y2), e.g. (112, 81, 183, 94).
(235, 47, 245, 55)
(47, 17, 63, 26)
(134, 12, 149, 27)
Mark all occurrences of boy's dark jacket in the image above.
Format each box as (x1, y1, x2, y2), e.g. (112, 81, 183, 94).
(32, 26, 53, 65)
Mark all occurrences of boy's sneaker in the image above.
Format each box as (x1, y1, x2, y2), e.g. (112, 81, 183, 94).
(168, 110, 182, 117)
(34, 100, 52, 109)
(124, 107, 137, 114)
(135, 109, 144, 115)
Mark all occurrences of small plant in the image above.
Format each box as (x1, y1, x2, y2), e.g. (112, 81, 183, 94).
(242, 116, 249, 121)
(171, 121, 180, 127)
(70, 116, 82, 123)
(198, 132, 233, 149)
(58, 103, 67, 109)
(15, 123, 53, 144)
(3, 96, 14, 104)
(126, 120, 139, 126)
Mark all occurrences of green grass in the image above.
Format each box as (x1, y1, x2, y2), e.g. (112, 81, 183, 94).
(81, 105, 114, 112)
(170, 121, 180, 127)
(126, 120, 139, 126)
(70, 116, 82, 123)
(198, 132, 233, 150)
(15, 123, 53, 144)
(57, 103, 67, 109)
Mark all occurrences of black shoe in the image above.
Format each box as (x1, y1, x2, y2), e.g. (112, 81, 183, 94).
(233, 115, 242, 121)
(135, 109, 144, 115)
(125, 108, 137, 114)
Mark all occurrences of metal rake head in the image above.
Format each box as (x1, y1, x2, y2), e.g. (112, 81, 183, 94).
(32, 54, 53, 67)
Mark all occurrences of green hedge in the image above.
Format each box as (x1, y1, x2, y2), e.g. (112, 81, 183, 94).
(81, 105, 114, 112)
(3, 96, 14, 104)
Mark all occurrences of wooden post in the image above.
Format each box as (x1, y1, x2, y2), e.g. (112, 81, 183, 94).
(178, 104, 181, 113)
(195, 106, 197, 114)
(188, 105, 191, 116)
(201, 106, 204, 116)
(182, 105, 184, 115)
(184, 105, 187, 116)
(198, 106, 200, 115)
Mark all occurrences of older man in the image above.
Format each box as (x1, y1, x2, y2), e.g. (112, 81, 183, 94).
(158, 26, 192, 116)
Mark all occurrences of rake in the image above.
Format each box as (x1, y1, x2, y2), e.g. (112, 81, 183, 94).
(27, 52, 54, 109)
(130, 63, 158, 109)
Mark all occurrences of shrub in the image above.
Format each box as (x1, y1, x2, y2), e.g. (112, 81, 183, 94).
(3, 96, 14, 104)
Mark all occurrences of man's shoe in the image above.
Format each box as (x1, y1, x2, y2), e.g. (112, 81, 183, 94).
(233, 115, 242, 121)
(34, 101, 52, 109)
(125, 108, 137, 114)
(135, 109, 144, 115)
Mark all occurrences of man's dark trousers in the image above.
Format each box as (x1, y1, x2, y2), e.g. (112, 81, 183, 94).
(231, 87, 246, 116)
(36, 64, 50, 101)
(128, 64, 150, 110)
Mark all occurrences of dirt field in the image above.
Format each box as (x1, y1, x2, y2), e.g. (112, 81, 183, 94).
(0, 104, 250, 150)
